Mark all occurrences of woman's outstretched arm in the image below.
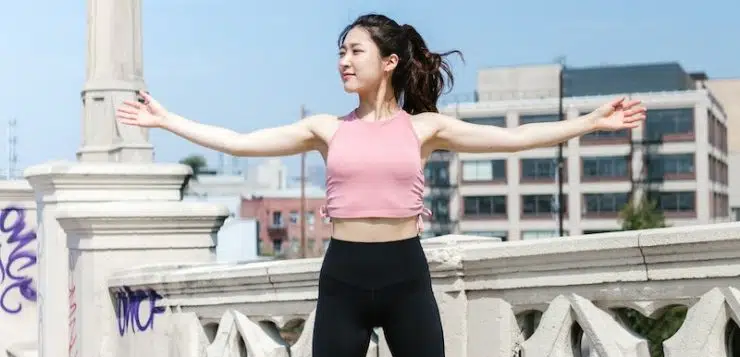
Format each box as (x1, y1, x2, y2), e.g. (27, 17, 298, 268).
(159, 112, 324, 157)
(427, 97, 646, 153)
(116, 91, 326, 157)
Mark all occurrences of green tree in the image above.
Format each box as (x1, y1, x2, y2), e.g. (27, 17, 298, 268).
(617, 194, 681, 357)
(179, 154, 207, 178)
(618, 195, 667, 231)
(615, 306, 686, 357)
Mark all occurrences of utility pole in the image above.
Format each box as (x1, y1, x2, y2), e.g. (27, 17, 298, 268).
(300, 105, 308, 258)
(556, 59, 566, 237)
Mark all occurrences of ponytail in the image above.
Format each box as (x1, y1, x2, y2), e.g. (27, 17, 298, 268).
(397, 24, 462, 114)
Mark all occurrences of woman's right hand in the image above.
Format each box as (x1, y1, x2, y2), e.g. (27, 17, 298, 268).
(116, 90, 170, 128)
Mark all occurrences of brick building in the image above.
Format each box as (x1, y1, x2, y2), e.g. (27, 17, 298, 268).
(241, 187, 331, 258)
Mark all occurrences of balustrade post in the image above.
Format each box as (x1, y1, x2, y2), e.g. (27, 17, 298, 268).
(57, 201, 227, 357)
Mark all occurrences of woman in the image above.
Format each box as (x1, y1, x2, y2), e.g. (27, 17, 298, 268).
(116, 13, 646, 357)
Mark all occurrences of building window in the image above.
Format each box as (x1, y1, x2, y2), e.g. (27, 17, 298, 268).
(712, 192, 729, 218)
(649, 191, 695, 214)
(707, 110, 728, 153)
(272, 211, 283, 227)
(273, 239, 283, 254)
(463, 116, 506, 127)
(522, 194, 565, 216)
(519, 114, 559, 125)
(461, 160, 506, 182)
(709, 156, 728, 185)
(582, 156, 629, 180)
(306, 211, 315, 225)
(583, 193, 629, 215)
(425, 161, 450, 187)
(646, 154, 694, 181)
(644, 108, 694, 141)
(462, 196, 506, 216)
(289, 211, 299, 224)
(425, 197, 451, 221)
(521, 158, 559, 181)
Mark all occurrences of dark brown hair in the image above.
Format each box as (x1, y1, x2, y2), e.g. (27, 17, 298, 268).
(338, 13, 463, 114)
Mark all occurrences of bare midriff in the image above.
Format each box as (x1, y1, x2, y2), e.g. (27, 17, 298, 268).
(330, 217, 421, 242)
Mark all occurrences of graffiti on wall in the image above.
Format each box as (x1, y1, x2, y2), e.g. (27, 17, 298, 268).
(0, 206, 37, 314)
(115, 286, 165, 336)
(68, 279, 79, 357)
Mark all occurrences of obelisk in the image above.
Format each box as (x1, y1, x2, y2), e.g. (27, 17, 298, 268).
(77, 0, 154, 163)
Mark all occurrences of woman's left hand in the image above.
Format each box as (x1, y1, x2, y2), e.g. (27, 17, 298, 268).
(589, 97, 647, 131)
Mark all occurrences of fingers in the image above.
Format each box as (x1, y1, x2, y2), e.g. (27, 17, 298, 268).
(121, 100, 143, 109)
(622, 108, 647, 124)
(623, 114, 646, 123)
(115, 111, 138, 120)
(115, 107, 140, 124)
(621, 99, 643, 110)
(624, 106, 647, 117)
(610, 97, 643, 111)
(609, 97, 626, 108)
(137, 90, 153, 102)
(117, 118, 140, 126)
(117, 106, 139, 115)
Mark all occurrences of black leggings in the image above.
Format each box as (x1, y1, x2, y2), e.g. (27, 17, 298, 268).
(312, 236, 445, 357)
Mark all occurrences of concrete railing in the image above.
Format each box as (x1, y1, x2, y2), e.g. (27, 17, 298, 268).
(11, 161, 739, 357)
(105, 223, 740, 357)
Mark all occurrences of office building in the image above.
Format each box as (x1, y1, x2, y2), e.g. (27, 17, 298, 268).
(701, 78, 740, 220)
(424, 62, 731, 241)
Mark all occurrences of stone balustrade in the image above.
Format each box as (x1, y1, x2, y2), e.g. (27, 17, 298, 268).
(102, 223, 740, 357)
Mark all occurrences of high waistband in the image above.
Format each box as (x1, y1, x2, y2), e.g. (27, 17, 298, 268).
(320, 236, 430, 290)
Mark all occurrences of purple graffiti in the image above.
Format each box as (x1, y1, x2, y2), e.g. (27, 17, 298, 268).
(115, 286, 165, 336)
(0, 206, 37, 314)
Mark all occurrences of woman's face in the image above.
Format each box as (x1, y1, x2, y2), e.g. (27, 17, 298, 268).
(338, 27, 396, 94)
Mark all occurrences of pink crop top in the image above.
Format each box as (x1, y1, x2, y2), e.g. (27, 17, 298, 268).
(320, 109, 431, 231)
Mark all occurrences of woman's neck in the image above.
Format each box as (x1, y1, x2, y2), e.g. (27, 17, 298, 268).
(356, 83, 400, 121)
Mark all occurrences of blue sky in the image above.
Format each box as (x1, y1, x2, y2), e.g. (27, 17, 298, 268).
(1, 0, 738, 178)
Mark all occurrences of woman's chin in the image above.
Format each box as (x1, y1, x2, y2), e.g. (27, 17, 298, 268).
(342, 83, 359, 93)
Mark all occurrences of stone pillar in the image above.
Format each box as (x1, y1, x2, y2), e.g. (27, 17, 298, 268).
(78, 0, 153, 163)
(57, 201, 227, 357)
(422, 235, 510, 357)
(24, 162, 191, 357)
